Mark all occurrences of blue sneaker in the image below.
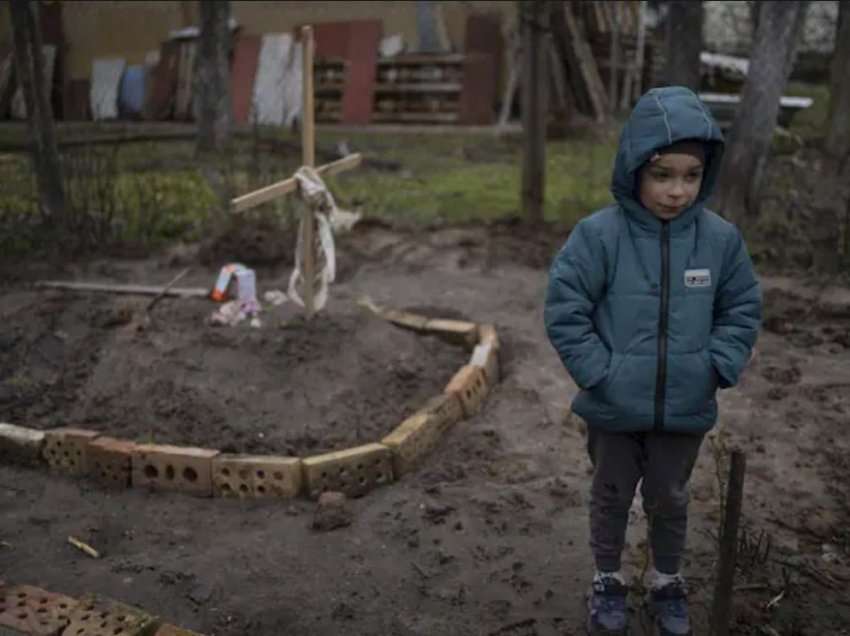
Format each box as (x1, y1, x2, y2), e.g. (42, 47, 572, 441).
(647, 577, 691, 635)
(586, 574, 629, 635)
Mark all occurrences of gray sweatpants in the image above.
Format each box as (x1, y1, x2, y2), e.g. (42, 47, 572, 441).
(587, 429, 704, 575)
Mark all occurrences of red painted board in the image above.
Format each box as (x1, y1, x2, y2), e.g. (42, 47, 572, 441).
(146, 40, 180, 120)
(230, 33, 261, 124)
(459, 52, 497, 125)
(340, 20, 381, 124)
(313, 22, 351, 60)
(63, 78, 90, 120)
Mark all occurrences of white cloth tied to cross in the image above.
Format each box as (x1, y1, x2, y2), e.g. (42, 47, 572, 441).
(287, 166, 361, 311)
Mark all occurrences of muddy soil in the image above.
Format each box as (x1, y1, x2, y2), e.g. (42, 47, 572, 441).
(1, 223, 849, 636)
(0, 284, 467, 456)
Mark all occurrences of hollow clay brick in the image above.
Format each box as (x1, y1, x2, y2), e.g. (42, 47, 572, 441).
(302, 443, 393, 499)
(63, 594, 159, 636)
(381, 309, 429, 331)
(382, 409, 455, 476)
(478, 323, 500, 350)
(470, 342, 500, 384)
(0, 584, 77, 636)
(0, 422, 45, 467)
(42, 428, 100, 476)
(444, 365, 489, 417)
(420, 393, 464, 429)
(154, 624, 205, 636)
(212, 455, 302, 499)
(88, 437, 137, 489)
(423, 319, 479, 348)
(131, 444, 219, 497)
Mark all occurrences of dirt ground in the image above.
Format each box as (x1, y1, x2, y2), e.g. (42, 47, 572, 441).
(1, 222, 849, 636)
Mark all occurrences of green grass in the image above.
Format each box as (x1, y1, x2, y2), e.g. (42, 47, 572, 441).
(786, 81, 831, 141)
(0, 124, 621, 256)
(320, 130, 618, 226)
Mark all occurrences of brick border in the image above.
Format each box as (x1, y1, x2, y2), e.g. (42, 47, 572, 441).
(0, 305, 500, 501)
(0, 581, 203, 635)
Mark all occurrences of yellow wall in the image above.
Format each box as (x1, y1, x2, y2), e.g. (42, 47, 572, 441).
(0, 1, 517, 81)
(62, 1, 186, 79)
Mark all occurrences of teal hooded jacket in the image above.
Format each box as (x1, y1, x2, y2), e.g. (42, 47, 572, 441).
(544, 86, 762, 435)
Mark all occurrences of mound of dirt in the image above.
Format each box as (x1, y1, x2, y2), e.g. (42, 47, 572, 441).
(0, 289, 467, 456)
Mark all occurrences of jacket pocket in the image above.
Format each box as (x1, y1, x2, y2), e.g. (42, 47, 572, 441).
(666, 348, 718, 417)
(592, 352, 656, 418)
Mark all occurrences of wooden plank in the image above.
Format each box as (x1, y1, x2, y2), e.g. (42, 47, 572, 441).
(35, 281, 209, 297)
(378, 53, 465, 65)
(231, 153, 362, 213)
(375, 82, 462, 93)
(711, 450, 747, 636)
(301, 25, 316, 317)
(370, 111, 458, 123)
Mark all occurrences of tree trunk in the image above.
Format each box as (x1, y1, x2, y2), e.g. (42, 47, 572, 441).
(520, 0, 548, 224)
(196, 0, 231, 155)
(664, 0, 703, 90)
(712, 1, 808, 225)
(608, 2, 621, 112)
(824, 0, 850, 161)
(9, 0, 66, 227)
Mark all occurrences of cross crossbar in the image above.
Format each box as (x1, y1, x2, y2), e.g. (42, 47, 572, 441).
(230, 152, 363, 213)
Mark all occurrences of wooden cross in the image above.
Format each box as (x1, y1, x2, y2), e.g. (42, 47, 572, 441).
(230, 25, 363, 317)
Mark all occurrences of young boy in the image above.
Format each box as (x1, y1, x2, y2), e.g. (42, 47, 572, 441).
(544, 86, 761, 635)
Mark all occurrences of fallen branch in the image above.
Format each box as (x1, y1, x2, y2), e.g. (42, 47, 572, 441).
(147, 268, 191, 312)
(765, 590, 785, 610)
(67, 535, 100, 559)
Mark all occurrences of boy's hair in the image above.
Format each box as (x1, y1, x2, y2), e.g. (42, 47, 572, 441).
(647, 140, 706, 166)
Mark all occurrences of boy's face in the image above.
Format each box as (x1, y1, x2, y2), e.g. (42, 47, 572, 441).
(638, 151, 705, 221)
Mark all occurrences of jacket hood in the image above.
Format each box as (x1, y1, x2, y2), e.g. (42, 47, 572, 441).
(611, 86, 724, 231)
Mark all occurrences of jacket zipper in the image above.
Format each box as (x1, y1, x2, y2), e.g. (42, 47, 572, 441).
(654, 222, 671, 431)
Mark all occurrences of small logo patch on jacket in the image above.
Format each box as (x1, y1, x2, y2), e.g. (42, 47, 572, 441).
(684, 269, 711, 288)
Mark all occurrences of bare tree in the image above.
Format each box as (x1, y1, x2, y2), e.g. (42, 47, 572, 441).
(713, 1, 808, 225)
(520, 0, 548, 224)
(197, 0, 232, 155)
(824, 0, 850, 162)
(8, 0, 66, 228)
(664, 0, 703, 89)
